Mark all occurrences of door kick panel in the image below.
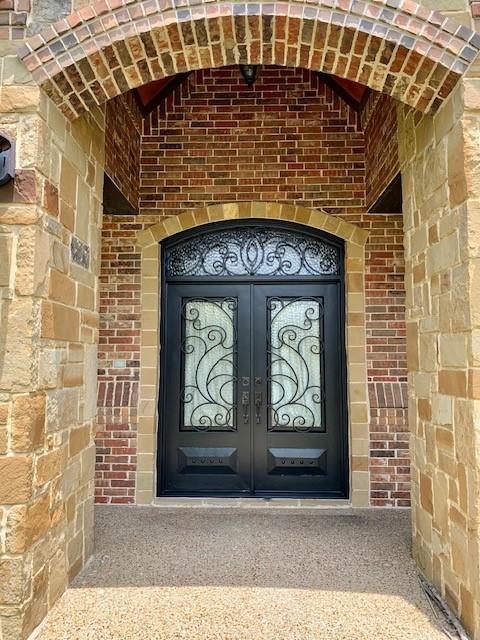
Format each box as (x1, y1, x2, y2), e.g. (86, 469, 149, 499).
(177, 447, 238, 474)
(267, 448, 327, 476)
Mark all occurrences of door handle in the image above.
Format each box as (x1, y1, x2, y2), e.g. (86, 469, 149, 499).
(242, 391, 250, 424)
(254, 391, 262, 424)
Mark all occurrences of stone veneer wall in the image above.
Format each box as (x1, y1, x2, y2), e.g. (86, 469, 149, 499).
(0, 50, 104, 639)
(399, 75, 480, 637)
(96, 66, 408, 507)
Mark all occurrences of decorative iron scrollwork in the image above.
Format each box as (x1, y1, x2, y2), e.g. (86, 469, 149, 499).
(166, 227, 340, 278)
(267, 297, 325, 432)
(181, 297, 237, 431)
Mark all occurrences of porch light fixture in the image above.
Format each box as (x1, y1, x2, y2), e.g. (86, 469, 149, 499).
(0, 133, 15, 186)
(239, 64, 258, 86)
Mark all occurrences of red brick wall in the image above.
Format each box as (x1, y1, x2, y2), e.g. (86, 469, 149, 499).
(0, 0, 30, 40)
(98, 66, 408, 506)
(141, 68, 365, 215)
(363, 92, 400, 211)
(105, 93, 142, 210)
(96, 216, 141, 504)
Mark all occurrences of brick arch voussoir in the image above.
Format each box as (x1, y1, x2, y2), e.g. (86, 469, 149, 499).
(136, 202, 369, 250)
(18, 0, 480, 121)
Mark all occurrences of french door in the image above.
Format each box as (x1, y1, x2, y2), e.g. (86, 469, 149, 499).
(158, 221, 348, 498)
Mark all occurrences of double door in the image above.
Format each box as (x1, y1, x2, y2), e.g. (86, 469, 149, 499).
(160, 281, 347, 497)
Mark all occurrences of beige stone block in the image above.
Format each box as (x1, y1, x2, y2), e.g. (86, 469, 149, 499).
(27, 492, 51, 547)
(351, 490, 369, 507)
(440, 334, 467, 368)
(448, 124, 468, 207)
(351, 439, 369, 456)
(348, 382, 367, 403)
(439, 370, 467, 397)
(468, 368, 480, 400)
(137, 453, 154, 473)
(349, 403, 368, 423)
(452, 526, 468, 578)
(420, 473, 433, 515)
(140, 347, 158, 368)
(36, 448, 63, 486)
(136, 471, 154, 492)
(138, 416, 155, 434)
(41, 301, 80, 343)
(142, 277, 157, 294)
(140, 368, 157, 386)
(48, 550, 67, 608)
(0, 233, 12, 286)
(15, 227, 50, 297)
(141, 293, 158, 310)
(418, 398, 432, 421)
(141, 310, 159, 330)
(83, 343, 97, 421)
(50, 269, 75, 306)
(436, 427, 454, 452)
(0, 456, 32, 503)
(69, 424, 91, 458)
(0, 297, 37, 391)
(432, 471, 449, 534)
(0, 86, 40, 113)
(136, 490, 152, 505)
(163, 216, 182, 236)
(406, 322, 419, 371)
(60, 158, 77, 208)
(0, 558, 25, 606)
(419, 333, 437, 372)
(351, 456, 368, 472)
(76, 283, 95, 310)
(11, 393, 45, 452)
(346, 313, 364, 330)
(347, 273, 363, 293)
(346, 293, 365, 313)
(143, 244, 159, 260)
(431, 394, 453, 426)
(0, 426, 7, 454)
(0, 204, 39, 225)
(137, 227, 155, 247)
(142, 259, 159, 278)
(75, 180, 90, 242)
(460, 584, 475, 637)
(5, 505, 28, 554)
(351, 471, 369, 491)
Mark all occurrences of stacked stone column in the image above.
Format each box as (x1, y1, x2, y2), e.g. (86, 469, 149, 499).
(399, 74, 480, 638)
(0, 47, 104, 639)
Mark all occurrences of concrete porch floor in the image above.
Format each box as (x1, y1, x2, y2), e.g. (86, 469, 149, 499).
(33, 506, 448, 640)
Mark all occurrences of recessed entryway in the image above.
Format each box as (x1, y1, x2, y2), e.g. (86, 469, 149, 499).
(158, 220, 348, 498)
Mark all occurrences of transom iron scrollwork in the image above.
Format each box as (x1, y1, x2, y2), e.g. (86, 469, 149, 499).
(166, 227, 340, 278)
(267, 297, 325, 432)
(181, 297, 237, 432)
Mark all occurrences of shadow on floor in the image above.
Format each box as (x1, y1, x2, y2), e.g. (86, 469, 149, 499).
(34, 506, 449, 640)
(72, 506, 415, 596)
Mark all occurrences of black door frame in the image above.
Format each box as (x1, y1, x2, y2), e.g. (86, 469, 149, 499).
(156, 219, 349, 498)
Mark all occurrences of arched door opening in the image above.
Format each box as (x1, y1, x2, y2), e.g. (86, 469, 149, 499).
(158, 220, 348, 497)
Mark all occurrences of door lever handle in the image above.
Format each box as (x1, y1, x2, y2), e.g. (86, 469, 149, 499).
(254, 391, 262, 424)
(242, 391, 250, 424)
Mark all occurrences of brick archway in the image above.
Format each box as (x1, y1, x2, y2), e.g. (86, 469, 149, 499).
(135, 202, 370, 506)
(18, 0, 480, 120)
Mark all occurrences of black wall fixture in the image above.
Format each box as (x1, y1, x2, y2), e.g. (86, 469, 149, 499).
(239, 65, 258, 86)
(0, 134, 15, 186)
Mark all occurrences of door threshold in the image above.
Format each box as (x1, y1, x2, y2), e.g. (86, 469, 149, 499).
(153, 497, 353, 509)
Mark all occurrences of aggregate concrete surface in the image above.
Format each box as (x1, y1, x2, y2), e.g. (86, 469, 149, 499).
(33, 506, 448, 640)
